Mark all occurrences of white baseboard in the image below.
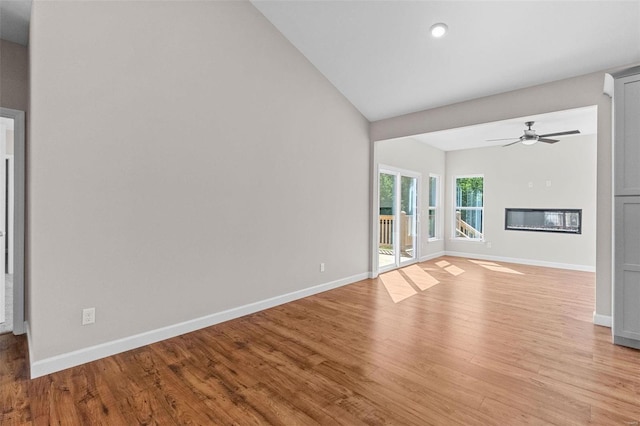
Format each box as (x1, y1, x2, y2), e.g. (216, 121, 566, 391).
(444, 251, 596, 272)
(13, 320, 26, 336)
(593, 312, 612, 328)
(419, 251, 446, 263)
(29, 272, 369, 379)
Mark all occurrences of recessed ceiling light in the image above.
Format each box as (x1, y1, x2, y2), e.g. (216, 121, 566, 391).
(430, 23, 448, 38)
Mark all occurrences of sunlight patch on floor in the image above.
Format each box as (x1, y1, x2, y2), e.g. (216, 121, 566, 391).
(434, 259, 466, 276)
(467, 259, 524, 275)
(444, 265, 465, 276)
(468, 259, 502, 267)
(380, 270, 417, 303)
(402, 265, 439, 291)
(380, 265, 442, 303)
(481, 265, 524, 275)
(435, 260, 450, 268)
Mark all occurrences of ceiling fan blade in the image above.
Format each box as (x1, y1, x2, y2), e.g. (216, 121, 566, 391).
(487, 137, 521, 142)
(538, 138, 559, 144)
(538, 130, 580, 138)
(502, 140, 521, 147)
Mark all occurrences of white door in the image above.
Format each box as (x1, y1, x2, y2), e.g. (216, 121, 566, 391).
(0, 123, 5, 324)
(378, 166, 420, 273)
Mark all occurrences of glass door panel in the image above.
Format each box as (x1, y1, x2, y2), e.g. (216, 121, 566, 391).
(399, 176, 417, 264)
(378, 172, 396, 270)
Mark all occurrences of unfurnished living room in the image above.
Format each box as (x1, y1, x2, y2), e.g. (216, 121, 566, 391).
(1, 0, 640, 424)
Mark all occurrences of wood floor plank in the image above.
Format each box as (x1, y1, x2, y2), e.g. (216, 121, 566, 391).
(28, 373, 86, 425)
(312, 360, 442, 425)
(114, 388, 178, 425)
(478, 397, 549, 425)
(1, 256, 639, 424)
(238, 383, 319, 426)
(0, 334, 31, 425)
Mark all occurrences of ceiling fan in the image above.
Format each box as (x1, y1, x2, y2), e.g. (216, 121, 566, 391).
(487, 121, 581, 147)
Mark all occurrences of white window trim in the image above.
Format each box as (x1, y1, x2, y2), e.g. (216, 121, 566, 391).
(428, 173, 441, 242)
(452, 174, 485, 242)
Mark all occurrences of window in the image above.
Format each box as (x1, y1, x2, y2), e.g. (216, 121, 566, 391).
(428, 174, 439, 240)
(454, 176, 484, 240)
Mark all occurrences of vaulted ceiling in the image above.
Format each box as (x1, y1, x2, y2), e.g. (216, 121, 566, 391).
(252, 1, 640, 122)
(3, 1, 639, 131)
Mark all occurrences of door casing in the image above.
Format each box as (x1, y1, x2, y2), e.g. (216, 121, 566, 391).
(0, 108, 25, 335)
(376, 165, 421, 274)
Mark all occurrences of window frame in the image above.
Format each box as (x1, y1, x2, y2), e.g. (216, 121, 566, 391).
(427, 173, 440, 241)
(452, 174, 485, 242)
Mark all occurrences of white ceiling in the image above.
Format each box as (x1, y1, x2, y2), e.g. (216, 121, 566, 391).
(0, 0, 31, 46)
(252, 0, 640, 122)
(408, 105, 597, 151)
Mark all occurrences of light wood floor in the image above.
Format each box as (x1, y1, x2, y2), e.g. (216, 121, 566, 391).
(2, 256, 639, 425)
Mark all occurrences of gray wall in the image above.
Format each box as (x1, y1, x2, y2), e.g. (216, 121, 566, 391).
(28, 1, 370, 361)
(376, 138, 446, 258)
(445, 134, 597, 269)
(0, 39, 28, 112)
(371, 70, 620, 318)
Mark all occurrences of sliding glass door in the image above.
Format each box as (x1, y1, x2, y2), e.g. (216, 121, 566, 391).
(378, 172, 397, 269)
(399, 175, 417, 264)
(378, 167, 419, 272)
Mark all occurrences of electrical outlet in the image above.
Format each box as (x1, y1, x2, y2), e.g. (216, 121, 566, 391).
(82, 307, 95, 325)
(320, 263, 325, 272)
(486, 242, 492, 249)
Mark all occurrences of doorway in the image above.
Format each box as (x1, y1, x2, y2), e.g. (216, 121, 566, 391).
(378, 166, 419, 273)
(0, 108, 25, 335)
(0, 118, 8, 332)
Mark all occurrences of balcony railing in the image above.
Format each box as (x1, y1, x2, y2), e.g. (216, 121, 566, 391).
(455, 211, 483, 239)
(380, 211, 482, 245)
(379, 212, 414, 253)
